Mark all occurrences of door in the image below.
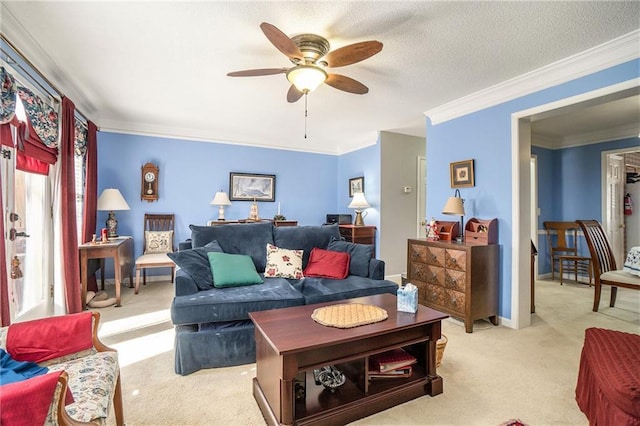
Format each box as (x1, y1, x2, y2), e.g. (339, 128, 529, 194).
(606, 154, 625, 265)
(1, 123, 52, 322)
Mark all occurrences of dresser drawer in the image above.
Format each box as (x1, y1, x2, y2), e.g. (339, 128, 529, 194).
(410, 263, 445, 286)
(410, 243, 445, 266)
(444, 269, 466, 292)
(445, 249, 467, 271)
(443, 288, 465, 315)
(422, 283, 445, 307)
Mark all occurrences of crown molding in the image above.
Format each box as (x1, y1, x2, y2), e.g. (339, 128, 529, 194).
(425, 30, 640, 125)
(560, 123, 640, 149)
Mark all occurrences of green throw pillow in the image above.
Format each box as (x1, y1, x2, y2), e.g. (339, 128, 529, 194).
(207, 252, 263, 288)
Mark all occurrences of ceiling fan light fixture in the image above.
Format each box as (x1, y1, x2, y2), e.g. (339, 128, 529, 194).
(286, 65, 327, 93)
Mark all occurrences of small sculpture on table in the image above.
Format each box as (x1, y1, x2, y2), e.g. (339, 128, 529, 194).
(425, 217, 440, 241)
(313, 366, 346, 392)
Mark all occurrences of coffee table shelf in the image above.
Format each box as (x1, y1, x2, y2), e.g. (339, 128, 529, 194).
(250, 294, 448, 425)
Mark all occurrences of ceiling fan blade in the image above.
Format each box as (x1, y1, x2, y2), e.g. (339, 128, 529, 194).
(287, 85, 304, 103)
(323, 41, 383, 68)
(260, 22, 303, 61)
(227, 68, 288, 77)
(325, 74, 369, 94)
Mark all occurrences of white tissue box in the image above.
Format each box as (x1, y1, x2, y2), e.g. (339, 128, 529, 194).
(397, 283, 418, 313)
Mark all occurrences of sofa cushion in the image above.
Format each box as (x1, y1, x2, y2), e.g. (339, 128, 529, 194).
(46, 351, 119, 423)
(304, 248, 350, 279)
(264, 244, 304, 279)
(327, 237, 373, 277)
(170, 278, 305, 325)
(189, 222, 274, 272)
(208, 253, 263, 288)
(167, 241, 223, 291)
(273, 224, 341, 268)
(291, 275, 398, 305)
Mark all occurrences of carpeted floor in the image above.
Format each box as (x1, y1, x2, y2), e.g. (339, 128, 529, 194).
(94, 277, 639, 425)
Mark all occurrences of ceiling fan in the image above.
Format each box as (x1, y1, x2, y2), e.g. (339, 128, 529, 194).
(227, 22, 383, 103)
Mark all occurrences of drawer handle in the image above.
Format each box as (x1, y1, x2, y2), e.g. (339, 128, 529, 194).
(430, 254, 437, 262)
(451, 258, 457, 264)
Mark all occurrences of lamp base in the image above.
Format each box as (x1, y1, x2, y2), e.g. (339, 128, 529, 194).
(106, 211, 118, 238)
(354, 210, 365, 226)
(218, 206, 226, 221)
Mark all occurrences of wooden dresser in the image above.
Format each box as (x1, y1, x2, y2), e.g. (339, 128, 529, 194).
(339, 225, 376, 244)
(407, 239, 499, 333)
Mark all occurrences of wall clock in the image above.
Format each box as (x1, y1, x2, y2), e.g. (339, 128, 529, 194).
(141, 162, 159, 202)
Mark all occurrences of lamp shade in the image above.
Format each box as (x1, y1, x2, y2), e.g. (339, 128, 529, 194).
(97, 189, 130, 211)
(442, 196, 465, 216)
(286, 65, 328, 93)
(348, 192, 371, 209)
(211, 191, 231, 206)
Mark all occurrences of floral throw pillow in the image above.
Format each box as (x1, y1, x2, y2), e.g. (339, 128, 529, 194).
(264, 244, 304, 279)
(144, 230, 173, 254)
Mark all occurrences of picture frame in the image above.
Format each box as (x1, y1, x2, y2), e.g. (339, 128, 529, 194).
(450, 160, 475, 188)
(229, 172, 276, 202)
(349, 176, 364, 197)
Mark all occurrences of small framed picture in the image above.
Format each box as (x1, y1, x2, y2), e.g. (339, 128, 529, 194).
(450, 160, 475, 188)
(229, 172, 276, 201)
(349, 176, 364, 197)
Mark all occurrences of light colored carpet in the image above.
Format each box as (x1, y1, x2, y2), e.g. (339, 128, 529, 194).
(93, 278, 639, 425)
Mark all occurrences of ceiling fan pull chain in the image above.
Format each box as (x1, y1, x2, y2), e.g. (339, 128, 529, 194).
(304, 92, 308, 139)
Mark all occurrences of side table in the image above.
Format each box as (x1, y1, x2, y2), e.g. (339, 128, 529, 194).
(79, 237, 134, 308)
(339, 225, 376, 255)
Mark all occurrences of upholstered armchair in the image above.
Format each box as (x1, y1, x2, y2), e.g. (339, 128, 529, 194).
(0, 312, 124, 425)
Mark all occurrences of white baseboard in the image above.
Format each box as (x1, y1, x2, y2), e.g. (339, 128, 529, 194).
(385, 274, 403, 285)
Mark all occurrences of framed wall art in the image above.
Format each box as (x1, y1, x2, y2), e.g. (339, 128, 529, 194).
(229, 172, 276, 202)
(450, 160, 475, 188)
(349, 176, 364, 197)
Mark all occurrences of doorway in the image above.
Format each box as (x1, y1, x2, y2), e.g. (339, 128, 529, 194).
(512, 81, 640, 330)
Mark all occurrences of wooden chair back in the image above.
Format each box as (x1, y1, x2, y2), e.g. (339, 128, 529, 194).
(576, 220, 617, 277)
(142, 214, 175, 253)
(543, 221, 580, 255)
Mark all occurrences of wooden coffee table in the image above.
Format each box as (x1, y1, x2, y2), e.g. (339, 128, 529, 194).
(249, 293, 448, 425)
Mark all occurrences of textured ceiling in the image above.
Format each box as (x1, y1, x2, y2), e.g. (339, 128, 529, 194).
(1, 1, 639, 154)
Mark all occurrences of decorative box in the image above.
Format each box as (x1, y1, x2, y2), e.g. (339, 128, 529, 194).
(465, 218, 498, 245)
(397, 283, 418, 313)
(435, 221, 459, 241)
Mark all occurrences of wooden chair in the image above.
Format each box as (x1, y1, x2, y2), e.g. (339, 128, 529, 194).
(577, 220, 640, 312)
(543, 221, 592, 285)
(134, 214, 175, 294)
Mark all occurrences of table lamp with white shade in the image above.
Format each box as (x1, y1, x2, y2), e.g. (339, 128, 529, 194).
(348, 192, 370, 226)
(97, 188, 130, 238)
(211, 191, 232, 220)
(442, 189, 465, 243)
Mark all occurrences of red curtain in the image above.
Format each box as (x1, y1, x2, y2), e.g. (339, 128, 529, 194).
(60, 98, 81, 313)
(81, 121, 98, 292)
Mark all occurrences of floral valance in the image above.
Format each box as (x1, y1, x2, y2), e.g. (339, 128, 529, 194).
(17, 85, 59, 148)
(1, 67, 16, 124)
(74, 119, 87, 156)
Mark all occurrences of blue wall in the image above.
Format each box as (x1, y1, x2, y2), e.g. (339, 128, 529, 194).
(338, 141, 381, 254)
(426, 59, 640, 320)
(533, 136, 640, 273)
(97, 133, 340, 262)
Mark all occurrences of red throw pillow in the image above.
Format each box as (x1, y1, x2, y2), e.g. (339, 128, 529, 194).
(304, 248, 350, 279)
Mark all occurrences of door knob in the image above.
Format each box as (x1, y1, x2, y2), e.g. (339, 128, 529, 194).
(9, 229, 30, 241)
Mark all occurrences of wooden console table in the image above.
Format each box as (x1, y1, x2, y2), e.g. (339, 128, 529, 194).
(250, 294, 448, 425)
(79, 237, 134, 308)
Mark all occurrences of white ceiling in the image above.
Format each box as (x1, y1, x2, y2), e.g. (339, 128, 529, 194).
(1, 1, 639, 154)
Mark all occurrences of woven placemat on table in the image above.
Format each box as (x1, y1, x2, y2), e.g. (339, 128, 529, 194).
(311, 303, 388, 328)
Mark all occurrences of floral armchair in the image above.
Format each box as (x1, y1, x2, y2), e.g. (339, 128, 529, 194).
(0, 311, 124, 425)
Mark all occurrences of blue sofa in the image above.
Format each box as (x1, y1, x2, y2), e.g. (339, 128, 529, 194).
(169, 222, 398, 375)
